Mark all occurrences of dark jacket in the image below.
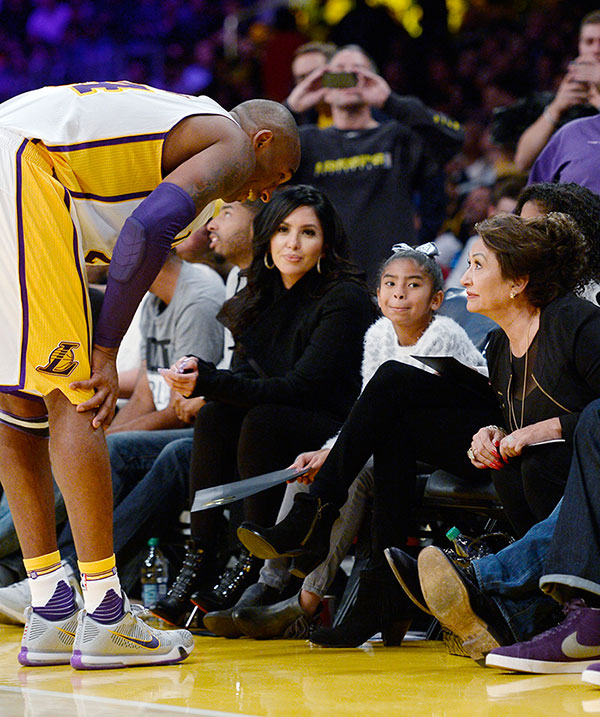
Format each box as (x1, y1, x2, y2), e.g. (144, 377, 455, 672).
(486, 293, 600, 442)
(190, 270, 377, 422)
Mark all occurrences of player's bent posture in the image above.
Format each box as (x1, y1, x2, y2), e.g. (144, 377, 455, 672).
(0, 81, 300, 669)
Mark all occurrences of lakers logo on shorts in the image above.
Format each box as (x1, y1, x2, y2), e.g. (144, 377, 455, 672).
(36, 342, 81, 377)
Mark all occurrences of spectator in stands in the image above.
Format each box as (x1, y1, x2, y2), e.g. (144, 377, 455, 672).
(237, 211, 600, 649)
(445, 174, 528, 288)
(286, 41, 336, 127)
(203, 242, 486, 641)
(289, 44, 463, 280)
(515, 10, 600, 172)
(151, 185, 376, 627)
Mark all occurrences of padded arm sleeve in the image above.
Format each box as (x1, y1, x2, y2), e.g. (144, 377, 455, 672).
(94, 182, 196, 349)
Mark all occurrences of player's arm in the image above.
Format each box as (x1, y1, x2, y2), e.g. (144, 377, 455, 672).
(71, 122, 254, 428)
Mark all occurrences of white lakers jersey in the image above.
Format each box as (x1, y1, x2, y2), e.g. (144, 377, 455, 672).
(0, 81, 236, 262)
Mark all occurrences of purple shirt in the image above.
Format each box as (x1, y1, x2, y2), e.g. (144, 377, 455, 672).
(529, 115, 600, 194)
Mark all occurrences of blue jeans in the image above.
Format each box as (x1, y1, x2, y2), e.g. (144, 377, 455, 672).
(58, 428, 193, 591)
(474, 398, 600, 640)
(541, 399, 600, 602)
(474, 503, 562, 641)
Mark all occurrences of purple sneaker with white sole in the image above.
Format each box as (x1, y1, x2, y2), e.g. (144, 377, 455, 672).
(583, 663, 600, 686)
(486, 599, 600, 674)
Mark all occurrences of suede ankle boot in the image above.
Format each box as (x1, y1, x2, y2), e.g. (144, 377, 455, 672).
(309, 568, 413, 648)
(237, 493, 338, 565)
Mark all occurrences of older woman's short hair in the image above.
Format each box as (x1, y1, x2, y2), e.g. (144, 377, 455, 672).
(475, 212, 590, 307)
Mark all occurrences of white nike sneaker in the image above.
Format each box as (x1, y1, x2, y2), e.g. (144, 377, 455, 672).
(18, 606, 80, 666)
(71, 594, 194, 670)
(0, 560, 83, 625)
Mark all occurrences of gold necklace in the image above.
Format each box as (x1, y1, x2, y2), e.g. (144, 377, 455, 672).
(508, 314, 536, 431)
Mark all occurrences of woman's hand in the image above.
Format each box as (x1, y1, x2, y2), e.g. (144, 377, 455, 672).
(158, 356, 199, 397)
(498, 418, 562, 461)
(468, 425, 506, 470)
(288, 448, 331, 484)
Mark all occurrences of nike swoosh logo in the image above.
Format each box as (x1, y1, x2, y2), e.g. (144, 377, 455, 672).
(561, 632, 600, 659)
(57, 627, 76, 638)
(109, 631, 161, 650)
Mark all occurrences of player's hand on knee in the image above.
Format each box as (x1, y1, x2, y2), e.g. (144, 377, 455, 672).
(70, 345, 119, 428)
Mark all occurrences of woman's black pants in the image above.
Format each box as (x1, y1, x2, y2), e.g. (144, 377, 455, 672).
(309, 361, 504, 566)
(189, 401, 342, 545)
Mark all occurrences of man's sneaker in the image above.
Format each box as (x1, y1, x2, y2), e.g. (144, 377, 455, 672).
(486, 599, 600, 674)
(0, 560, 82, 625)
(71, 593, 194, 670)
(583, 663, 600, 686)
(18, 606, 79, 666)
(418, 546, 513, 664)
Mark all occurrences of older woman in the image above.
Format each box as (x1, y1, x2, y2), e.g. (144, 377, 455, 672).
(152, 185, 376, 626)
(463, 213, 600, 536)
(237, 211, 600, 647)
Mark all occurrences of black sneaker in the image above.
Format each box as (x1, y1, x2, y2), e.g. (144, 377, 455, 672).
(191, 550, 261, 613)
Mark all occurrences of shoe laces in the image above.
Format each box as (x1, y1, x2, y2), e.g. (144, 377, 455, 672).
(527, 599, 586, 643)
(167, 549, 204, 599)
(212, 553, 254, 594)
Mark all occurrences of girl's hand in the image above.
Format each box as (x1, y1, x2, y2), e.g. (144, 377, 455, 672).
(288, 448, 331, 484)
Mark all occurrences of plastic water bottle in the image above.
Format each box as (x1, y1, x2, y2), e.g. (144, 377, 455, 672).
(141, 538, 169, 608)
(446, 526, 489, 560)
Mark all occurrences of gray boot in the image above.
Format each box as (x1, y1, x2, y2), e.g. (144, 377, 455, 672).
(233, 591, 317, 640)
(203, 582, 281, 638)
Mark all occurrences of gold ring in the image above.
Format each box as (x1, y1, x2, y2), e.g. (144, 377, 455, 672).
(467, 447, 475, 460)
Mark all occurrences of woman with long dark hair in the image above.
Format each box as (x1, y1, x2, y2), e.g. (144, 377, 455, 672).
(152, 185, 376, 626)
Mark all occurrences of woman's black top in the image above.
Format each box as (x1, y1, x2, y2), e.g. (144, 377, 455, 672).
(486, 293, 600, 442)
(189, 269, 377, 422)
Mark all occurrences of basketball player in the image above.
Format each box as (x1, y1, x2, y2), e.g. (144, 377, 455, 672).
(0, 81, 299, 669)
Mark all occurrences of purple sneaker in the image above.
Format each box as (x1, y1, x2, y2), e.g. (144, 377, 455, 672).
(486, 599, 600, 674)
(582, 663, 600, 686)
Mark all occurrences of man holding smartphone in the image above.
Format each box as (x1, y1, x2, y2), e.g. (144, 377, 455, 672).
(288, 44, 463, 280)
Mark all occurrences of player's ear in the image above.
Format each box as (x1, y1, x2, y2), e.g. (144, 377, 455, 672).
(253, 129, 273, 151)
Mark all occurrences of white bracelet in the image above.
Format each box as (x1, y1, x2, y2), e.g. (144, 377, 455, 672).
(543, 106, 557, 126)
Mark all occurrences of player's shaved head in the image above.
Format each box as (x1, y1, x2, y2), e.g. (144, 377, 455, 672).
(231, 99, 300, 170)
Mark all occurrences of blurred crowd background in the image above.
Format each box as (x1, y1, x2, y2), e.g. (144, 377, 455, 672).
(2, 0, 598, 251)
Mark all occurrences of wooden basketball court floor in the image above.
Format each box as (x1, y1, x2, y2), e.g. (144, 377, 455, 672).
(0, 625, 598, 716)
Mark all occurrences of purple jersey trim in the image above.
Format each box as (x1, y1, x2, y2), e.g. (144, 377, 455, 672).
(63, 188, 92, 362)
(16, 139, 29, 390)
(44, 132, 167, 153)
(69, 189, 152, 203)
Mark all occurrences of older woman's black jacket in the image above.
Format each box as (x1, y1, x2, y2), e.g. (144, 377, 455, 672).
(486, 293, 600, 442)
(189, 269, 377, 422)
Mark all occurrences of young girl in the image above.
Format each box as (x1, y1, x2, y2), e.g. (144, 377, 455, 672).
(208, 243, 487, 641)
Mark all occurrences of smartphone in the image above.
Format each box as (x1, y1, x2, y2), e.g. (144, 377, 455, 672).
(321, 71, 358, 88)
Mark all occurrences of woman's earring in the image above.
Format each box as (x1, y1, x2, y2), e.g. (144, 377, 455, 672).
(264, 252, 275, 270)
(317, 255, 323, 274)
(510, 290, 516, 299)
